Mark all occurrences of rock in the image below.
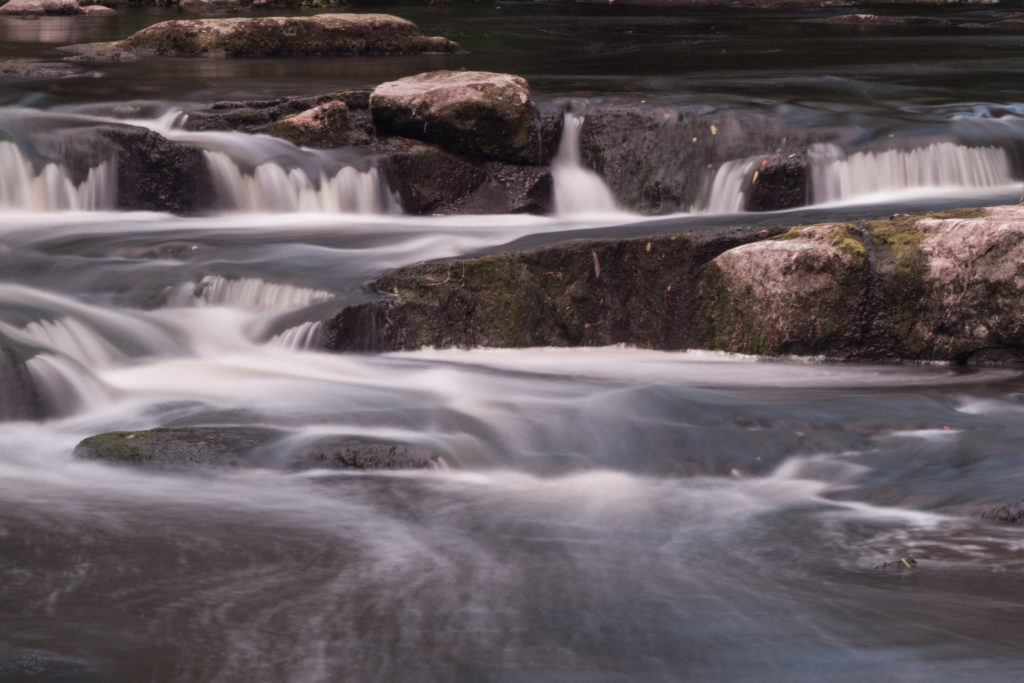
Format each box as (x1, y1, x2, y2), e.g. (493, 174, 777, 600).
(375, 137, 552, 215)
(874, 557, 918, 572)
(745, 153, 809, 212)
(322, 225, 784, 352)
(73, 427, 440, 470)
(66, 14, 461, 60)
(0, 647, 96, 681)
(183, 91, 372, 136)
(0, 0, 80, 14)
(370, 70, 540, 165)
(320, 205, 1024, 362)
(981, 499, 1024, 524)
(578, 104, 821, 213)
(265, 101, 368, 149)
(1, 343, 45, 422)
(701, 223, 868, 356)
(80, 3, 115, 14)
(37, 124, 215, 213)
(804, 14, 952, 27)
(0, 59, 81, 79)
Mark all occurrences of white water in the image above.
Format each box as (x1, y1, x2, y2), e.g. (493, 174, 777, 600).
(699, 157, 760, 214)
(269, 321, 325, 350)
(0, 141, 114, 212)
(551, 111, 623, 216)
(167, 275, 335, 312)
(810, 142, 1017, 204)
(204, 150, 397, 214)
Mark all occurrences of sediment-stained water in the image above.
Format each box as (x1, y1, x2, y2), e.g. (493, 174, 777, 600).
(4, 4, 1024, 681)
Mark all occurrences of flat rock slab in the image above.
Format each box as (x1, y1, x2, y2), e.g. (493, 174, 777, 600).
(73, 427, 441, 470)
(371, 70, 539, 164)
(64, 13, 461, 60)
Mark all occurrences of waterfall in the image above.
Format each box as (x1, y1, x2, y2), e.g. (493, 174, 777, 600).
(551, 111, 621, 216)
(809, 142, 1016, 204)
(0, 142, 114, 211)
(699, 158, 760, 214)
(269, 321, 324, 350)
(18, 317, 122, 369)
(168, 276, 334, 313)
(204, 151, 398, 214)
(24, 353, 111, 417)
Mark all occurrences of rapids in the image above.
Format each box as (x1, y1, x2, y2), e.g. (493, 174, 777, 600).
(4, 3, 1024, 681)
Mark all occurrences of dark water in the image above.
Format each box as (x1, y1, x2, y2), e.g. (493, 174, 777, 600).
(4, 4, 1024, 681)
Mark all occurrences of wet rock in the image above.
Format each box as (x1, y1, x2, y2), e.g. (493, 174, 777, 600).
(376, 136, 552, 215)
(0, 59, 81, 79)
(578, 104, 820, 213)
(874, 556, 918, 572)
(0, 0, 80, 15)
(321, 204, 1024, 362)
(59, 42, 138, 64)
(81, 3, 115, 14)
(0, 343, 45, 422)
(265, 100, 369, 148)
(66, 14, 461, 60)
(182, 91, 372, 135)
(0, 646, 97, 681)
(745, 153, 809, 212)
(322, 225, 784, 352)
(370, 70, 540, 165)
(99, 126, 216, 213)
(701, 223, 867, 356)
(73, 427, 440, 470)
(981, 499, 1024, 524)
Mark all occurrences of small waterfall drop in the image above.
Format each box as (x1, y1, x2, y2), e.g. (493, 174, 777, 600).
(810, 142, 1016, 204)
(0, 142, 114, 211)
(19, 317, 122, 369)
(168, 276, 334, 313)
(204, 151, 397, 214)
(24, 353, 111, 417)
(269, 321, 324, 350)
(699, 158, 760, 214)
(551, 111, 621, 216)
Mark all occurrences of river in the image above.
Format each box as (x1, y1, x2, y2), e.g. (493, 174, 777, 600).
(3, 3, 1024, 681)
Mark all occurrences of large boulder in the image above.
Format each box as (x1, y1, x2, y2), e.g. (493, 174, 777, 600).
(73, 427, 441, 470)
(370, 71, 541, 165)
(0, 0, 80, 15)
(700, 224, 868, 356)
(67, 14, 461, 59)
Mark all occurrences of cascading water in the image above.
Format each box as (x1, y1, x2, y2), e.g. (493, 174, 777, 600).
(167, 275, 334, 312)
(204, 150, 398, 214)
(551, 111, 621, 216)
(0, 142, 114, 211)
(269, 321, 325, 350)
(809, 142, 1018, 204)
(699, 158, 760, 214)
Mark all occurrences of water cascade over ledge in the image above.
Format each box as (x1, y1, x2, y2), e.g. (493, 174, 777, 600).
(551, 111, 621, 216)
(0, 142, 114, 212)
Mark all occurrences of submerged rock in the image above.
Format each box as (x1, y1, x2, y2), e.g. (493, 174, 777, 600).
(73, 427, 440, 470)
(874, 557, 918, 572)
(0, 59, 81, 79)
(370, 70, 541, 165)
(0, 0, 80, 15)
(981, 499, 1024, 524)
(0, 344, 44, 422)
(65, 13, 461, 60)
(81, 4, 115, 14)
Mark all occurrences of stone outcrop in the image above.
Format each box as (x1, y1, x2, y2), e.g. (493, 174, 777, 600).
(376, 137, 552, 215)
(64, 14, 461, 60)
(322, 206, 1024, 364)
(73, 427, 441, 470)
(265, 100, 369, 148)
(578, 105, 822, 213)
(370, 71, 541, 165)
(0, 0, 80, 15)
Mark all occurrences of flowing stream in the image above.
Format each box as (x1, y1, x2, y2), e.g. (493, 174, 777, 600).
(4, 4, 1024, 681)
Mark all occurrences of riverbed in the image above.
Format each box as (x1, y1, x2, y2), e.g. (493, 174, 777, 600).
(3, 3, 1024, 680)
